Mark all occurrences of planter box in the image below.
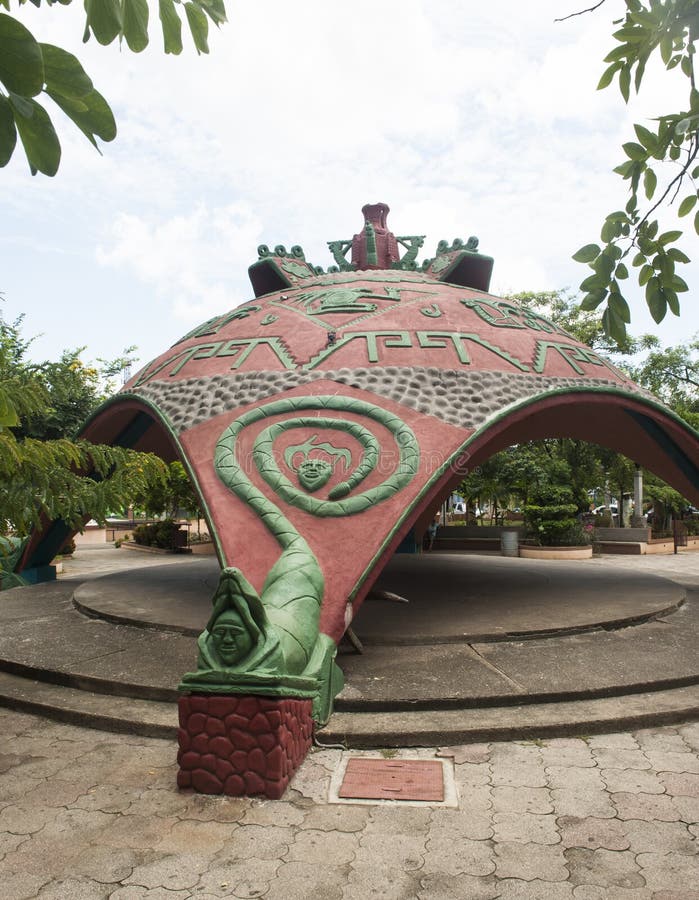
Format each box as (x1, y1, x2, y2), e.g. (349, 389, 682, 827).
(646, 538, 675, 554)
(434, 537, 501, 552)
(435, 524, 526, 554)
(519, 545, 593, 560)
(593, 541, 643, 555)
(593, 526, 651, 542)
(440, 525, 526, 538)
(119, 541, 192, 555)
(190, 541, 216, 556)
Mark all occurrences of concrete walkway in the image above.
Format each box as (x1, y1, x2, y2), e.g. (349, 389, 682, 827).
(0, 549, 697, 897)
(1, 707, 697, 898)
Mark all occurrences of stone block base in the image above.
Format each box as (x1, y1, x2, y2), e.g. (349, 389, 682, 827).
(177, 694, 313, 799)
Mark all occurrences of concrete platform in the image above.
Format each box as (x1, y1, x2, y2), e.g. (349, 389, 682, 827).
(74, 552, 685, 641)
(0, 546, 697, 744)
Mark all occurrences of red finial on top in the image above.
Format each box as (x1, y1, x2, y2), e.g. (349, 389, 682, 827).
(351, 203, 400, 270)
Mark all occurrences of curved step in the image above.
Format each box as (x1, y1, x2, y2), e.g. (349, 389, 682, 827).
(0, 670, 177, 738)
(319, 684, 699, 748)
(1, 669, 697, 746)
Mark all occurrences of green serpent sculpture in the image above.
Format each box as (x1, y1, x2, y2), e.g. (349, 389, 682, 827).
(179, 395, 419, 724)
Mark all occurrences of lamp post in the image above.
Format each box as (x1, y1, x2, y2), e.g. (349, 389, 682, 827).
(632, 463, 644, 527)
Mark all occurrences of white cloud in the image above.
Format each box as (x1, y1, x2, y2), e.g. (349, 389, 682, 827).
(96, 203, 262, 323)
(5, 0, 698, 368)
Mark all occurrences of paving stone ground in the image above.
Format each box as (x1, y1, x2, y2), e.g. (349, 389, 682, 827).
(0, 708, 697, 899)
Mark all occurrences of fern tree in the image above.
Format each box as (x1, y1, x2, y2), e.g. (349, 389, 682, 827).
(0, 315, 166, 541)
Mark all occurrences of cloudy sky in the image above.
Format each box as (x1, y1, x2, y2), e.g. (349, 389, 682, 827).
(4, 0, 698, 375)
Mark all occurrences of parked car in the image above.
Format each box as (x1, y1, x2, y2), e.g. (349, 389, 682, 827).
(592, 504, 618, 517)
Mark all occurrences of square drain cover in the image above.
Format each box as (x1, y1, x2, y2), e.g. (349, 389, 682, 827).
(338, 758, 445, 802)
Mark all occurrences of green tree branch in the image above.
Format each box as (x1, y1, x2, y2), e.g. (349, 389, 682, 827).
(569, 0, 699, 342)
(0, 0, 227, 175)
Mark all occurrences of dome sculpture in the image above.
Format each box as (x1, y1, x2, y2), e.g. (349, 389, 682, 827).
(18, 203, 699, 796)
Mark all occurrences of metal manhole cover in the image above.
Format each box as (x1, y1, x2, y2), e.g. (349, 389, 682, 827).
(338, 758, 445, 802)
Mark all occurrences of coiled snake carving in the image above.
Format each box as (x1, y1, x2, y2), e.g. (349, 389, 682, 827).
(180, 395, 419, 723)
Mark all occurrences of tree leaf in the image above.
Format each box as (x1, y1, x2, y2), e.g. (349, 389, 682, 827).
(123, 0, 150, 53)
(0, 12, 44, 97)
(572, 243, 600, 263)
(184, 2, 209, 54)
(609, 291, 631, 323)
(39, 44, 92, 100)
(602, 304, 626, 344)
(84, 0, 123, 46)
(7, 92, 33, 122)
(197, 0, 226, 26)
(615, 262, 629, 280)
(639, 264, 654, 285)
(634, 123, 658, 152)
(597, 62, 620, 90)
(48, 85, 116, 148)
(613, 160, 635, 177)
(619, 65, 631, 102)
(600, 220, 618, 242)
(670, 274, 689, 293)
(159, 0, 183, 54)
(656, 252, 674, 281)
(660, 35, 673, 66)
(0, 388, 20, 427)
(9, 95, 60, 175)
(593, 252, 616, 279)
(612, 26, 645, 43)
(643, 167, 657, 199)
(634, 50, 648, 92)
(637, 234, 655, 256)
(665, 289, 680, 316)
(604, 44, 630, 63)
(629, 10, 661, 29)
(658, 230, 682, 246)
(645, 278, 667, 323)
(580, 273, 607, 293)
(0, 92, 17, 166)
(667, 247, 690, 264)
(579, 289, 607, 311)
(678, 194, 697, 217)
(623, 141, 647, 160)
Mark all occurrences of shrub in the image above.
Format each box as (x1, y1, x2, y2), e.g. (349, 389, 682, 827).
(685, 519, 699, 536)
(523, 486, 589, 546)
(133, 519, 185, 550)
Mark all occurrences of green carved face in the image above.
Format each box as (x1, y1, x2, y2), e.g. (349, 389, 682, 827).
(211, 609, 254, 665)
(297, 459, 333, 492)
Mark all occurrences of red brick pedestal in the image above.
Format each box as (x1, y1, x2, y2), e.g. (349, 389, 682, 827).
(177, 694, 314, 799)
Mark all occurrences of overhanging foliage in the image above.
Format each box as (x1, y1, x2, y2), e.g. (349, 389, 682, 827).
(0, 0, 227, 175)
(568, 0, 699, 341)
